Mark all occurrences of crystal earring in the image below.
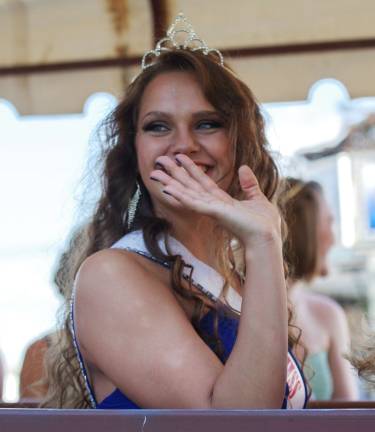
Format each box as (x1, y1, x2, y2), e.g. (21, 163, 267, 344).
(127, 182, 141, 229)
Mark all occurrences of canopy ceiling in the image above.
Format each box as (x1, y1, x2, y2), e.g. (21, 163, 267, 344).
(1, 0, 375, 114)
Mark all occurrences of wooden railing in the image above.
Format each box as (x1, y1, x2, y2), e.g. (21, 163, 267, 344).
(0, 405, 375, 432)
(308, 400, 375, 409)
(0, 400, 39, 408)
(2, 399, 375, 409)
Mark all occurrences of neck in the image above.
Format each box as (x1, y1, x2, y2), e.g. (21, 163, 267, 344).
(154, 204, 220, 268)
(288, 279, 308, 302)
(173, 216, 219, 266)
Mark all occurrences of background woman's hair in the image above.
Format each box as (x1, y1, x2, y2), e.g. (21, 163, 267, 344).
(279, 178, 323, 282)
(42, 49, 290, 408)
(348, 325, 375, 386)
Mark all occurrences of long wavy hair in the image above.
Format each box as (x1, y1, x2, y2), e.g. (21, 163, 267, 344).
(43, 49, 297, 408)
(278, 178, 323, 282)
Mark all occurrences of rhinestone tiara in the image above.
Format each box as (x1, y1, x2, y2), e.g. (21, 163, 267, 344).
(141, 12, 224, 71)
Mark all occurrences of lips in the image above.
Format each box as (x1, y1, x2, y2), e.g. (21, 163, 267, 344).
(190, 160, 215, 174)
(154, 161, 212, 175)
(194, 164, 210, 173)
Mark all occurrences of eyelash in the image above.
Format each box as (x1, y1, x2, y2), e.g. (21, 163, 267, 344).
(197, 120, 223, 130)
(143, 122, 169, 133)
(142, 120, 223, 133)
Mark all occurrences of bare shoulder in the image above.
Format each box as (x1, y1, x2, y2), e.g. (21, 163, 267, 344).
(305, 290, 347, 328)
(79, 247, 145, 277)
(74, 248, 177, 330)
(77, 248, 144, 283)
(76, 248, 164, 298)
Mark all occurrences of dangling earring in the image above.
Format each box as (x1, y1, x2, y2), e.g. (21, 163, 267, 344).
(127, 182, 141, 229)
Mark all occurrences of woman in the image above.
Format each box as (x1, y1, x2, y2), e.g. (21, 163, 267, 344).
(19, 226, 86, 400)
(280, 178, 358, 400)
(44, 14, 307, 409)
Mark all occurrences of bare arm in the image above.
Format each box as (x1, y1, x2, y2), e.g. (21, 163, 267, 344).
(210, 240, 287, 408)
(19, 339, 49, 399)
(157, 156, 288, 407)
(76, 157, 288, 408)
(327, 302, 359, 400)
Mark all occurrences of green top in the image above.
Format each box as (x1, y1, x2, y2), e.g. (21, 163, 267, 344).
(305, 351, 333, 400)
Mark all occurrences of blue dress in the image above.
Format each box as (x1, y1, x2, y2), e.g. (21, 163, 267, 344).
(70, 231, 308, 409)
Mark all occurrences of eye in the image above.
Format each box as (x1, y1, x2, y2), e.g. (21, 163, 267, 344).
(142, 122, 170, 133)
(196, 120, 223, 131)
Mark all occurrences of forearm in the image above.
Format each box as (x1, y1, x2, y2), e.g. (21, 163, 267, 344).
(329, 305, 360, 400)
(211, 238, 288, 408)
(331, 351, 360, 400)
(332, 375, 359, 400)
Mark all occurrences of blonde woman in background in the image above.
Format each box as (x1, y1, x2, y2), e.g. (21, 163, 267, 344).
(19, 226, 87, 401)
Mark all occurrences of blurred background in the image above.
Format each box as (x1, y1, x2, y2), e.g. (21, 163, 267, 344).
(1, 0, 375, 402)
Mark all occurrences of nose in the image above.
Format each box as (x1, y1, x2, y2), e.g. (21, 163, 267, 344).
(328, 213, 335, 245)
(170, 127, 200, 156)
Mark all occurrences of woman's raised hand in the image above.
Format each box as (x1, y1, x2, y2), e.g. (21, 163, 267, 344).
(150, 154, 281, 248)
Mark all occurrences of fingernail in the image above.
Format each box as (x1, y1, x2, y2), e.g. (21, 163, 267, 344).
(175, 157, 182, 167)
(155, 162, 164, 170)
(150, 177, 159, 182)
(163, 190, 172, 196)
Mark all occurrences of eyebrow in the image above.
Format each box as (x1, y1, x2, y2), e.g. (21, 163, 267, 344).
(141, 110, 220, 122)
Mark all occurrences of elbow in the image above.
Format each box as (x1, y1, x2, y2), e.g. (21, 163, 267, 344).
(256, 385, 286, 409)
(267, 371, 288, 409)
(209, 386, 286, 409)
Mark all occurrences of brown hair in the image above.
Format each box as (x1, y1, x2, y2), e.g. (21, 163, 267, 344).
(43, 49, 288, 408)
(279, 178, 323, 282)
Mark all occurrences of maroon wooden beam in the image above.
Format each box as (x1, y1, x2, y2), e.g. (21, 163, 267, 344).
(223, 37, 375, 58)
(149, 0, 169, 45)
(1, 38, 375, 77)
(0, 56, 140, 76)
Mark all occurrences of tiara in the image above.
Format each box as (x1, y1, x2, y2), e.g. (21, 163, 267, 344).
(141, 12, 224, 71)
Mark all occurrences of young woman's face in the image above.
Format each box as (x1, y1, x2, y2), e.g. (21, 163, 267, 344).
(135, 71, 234, 210)
(315, 191, 335, 277)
